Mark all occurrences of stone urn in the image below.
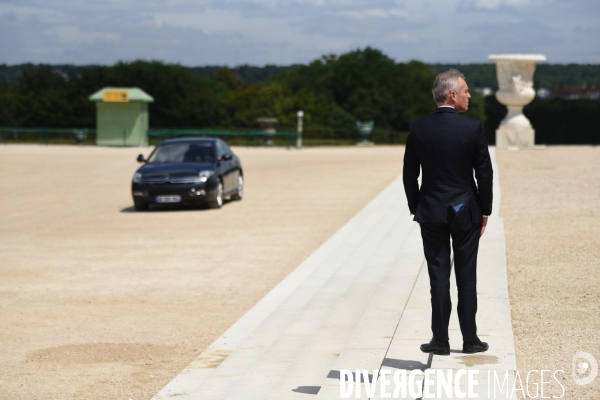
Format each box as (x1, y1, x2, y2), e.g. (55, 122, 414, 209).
(256, 117, 278, 146)
(488, 54, 546, 148)
(356, 121, 374, 146)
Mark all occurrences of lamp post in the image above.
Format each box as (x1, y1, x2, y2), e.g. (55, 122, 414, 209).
(296, 110, 304, 149)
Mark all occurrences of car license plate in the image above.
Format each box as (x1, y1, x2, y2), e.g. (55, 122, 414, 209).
(155, 195, 181, 203)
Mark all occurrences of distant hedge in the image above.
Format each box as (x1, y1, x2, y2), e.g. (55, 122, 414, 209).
(1, 53, 598, 146)
(484, 97, 600, 145)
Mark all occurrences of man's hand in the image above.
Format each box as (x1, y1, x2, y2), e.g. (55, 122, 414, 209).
(480, 216, 488, 237)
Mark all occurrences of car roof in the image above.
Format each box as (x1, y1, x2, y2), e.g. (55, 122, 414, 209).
(159, 137, 221, 145)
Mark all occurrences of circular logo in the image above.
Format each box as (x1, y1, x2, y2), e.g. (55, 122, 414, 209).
(572, 351, 598, 386)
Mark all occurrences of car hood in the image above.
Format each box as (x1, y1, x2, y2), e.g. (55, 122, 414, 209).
(137, 162, 215, 177)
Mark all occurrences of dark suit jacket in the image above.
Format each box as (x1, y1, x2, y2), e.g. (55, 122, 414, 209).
(402, 107, 493, 224)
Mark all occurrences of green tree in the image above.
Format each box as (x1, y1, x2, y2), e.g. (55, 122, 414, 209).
(0, 82, 18, 126)
(74, 61, 228, 128)
(212, 67, 244, 91)
(275, 47, 436, 131)
(224, 83, 295, 127)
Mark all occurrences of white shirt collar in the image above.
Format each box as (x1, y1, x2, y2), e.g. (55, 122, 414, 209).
(438, 105, 455, 109)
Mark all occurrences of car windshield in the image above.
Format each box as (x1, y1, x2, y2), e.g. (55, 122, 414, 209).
(147, 143, 216, 164)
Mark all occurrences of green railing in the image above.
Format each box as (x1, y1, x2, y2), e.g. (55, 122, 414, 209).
(148, 129, 408, 146)
(0, 127, 299, 147)
(147, 129, 297, 148)
(0, 127, 95, 145)
(0, 127, 408, 147)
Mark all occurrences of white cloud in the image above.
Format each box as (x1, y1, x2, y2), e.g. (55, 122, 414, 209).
(0, 3, 61, 22)
(338, 8, 430, 22)
(473, 0, 536, 10)
(153, 8, 296, 40)
(0, 0, 597, 64)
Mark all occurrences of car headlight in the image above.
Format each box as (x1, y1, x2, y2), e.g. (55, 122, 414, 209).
(199, 170, 215, 183)
(133, 172, 142, 183)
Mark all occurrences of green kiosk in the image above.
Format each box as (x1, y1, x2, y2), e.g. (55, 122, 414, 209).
(89, 87, 154, 146)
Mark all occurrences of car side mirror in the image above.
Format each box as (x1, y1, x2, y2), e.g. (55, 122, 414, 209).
(137, 154, 146, 163)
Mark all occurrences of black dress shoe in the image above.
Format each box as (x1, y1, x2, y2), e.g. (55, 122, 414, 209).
(463, 338, 489, 353)
(420, 340, 450, 355)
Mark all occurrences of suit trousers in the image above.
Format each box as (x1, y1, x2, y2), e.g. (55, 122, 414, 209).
(420, 211, 482, 342)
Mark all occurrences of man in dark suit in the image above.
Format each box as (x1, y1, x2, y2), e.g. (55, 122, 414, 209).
(403, 69, 493, 355)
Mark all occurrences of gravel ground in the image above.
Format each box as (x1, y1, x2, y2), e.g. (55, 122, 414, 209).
(498, 146, 600, 399)
(0, 144, 404, 400)
(1, 145, 598, 399)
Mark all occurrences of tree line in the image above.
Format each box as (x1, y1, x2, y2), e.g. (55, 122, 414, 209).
(0, 48, 485, 131)
(3, 60, 599, 89)
(428, 64, 600, 89)
(0, 48, 598, 144)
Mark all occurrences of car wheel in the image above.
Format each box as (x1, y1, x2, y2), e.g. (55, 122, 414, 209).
(134, 202, 148, 211)
(209, 179, 223, 209)
(231, 174, 243, 201)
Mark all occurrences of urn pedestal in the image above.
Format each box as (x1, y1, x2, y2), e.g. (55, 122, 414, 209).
(256, 117, 278, 146)
(488, 54, 546, 148)
(356, 121, 374, 146)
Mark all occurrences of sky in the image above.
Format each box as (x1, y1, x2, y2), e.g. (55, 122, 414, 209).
(1, 0, 599, 66)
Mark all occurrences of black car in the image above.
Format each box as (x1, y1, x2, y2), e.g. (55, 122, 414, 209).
(131, 137, 243, 211)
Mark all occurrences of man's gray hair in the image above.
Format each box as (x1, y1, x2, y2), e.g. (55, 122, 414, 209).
(432, 69, 465, 103)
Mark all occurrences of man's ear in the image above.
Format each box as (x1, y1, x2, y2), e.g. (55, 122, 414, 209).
(447, 91, 456, 104)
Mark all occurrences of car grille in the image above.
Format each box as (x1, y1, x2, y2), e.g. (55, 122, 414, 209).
(147, 189, 192, 196)
(141, 176, 200, 184)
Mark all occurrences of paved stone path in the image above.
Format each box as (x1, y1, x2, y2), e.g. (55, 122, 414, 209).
(152, 148, 516, 400)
